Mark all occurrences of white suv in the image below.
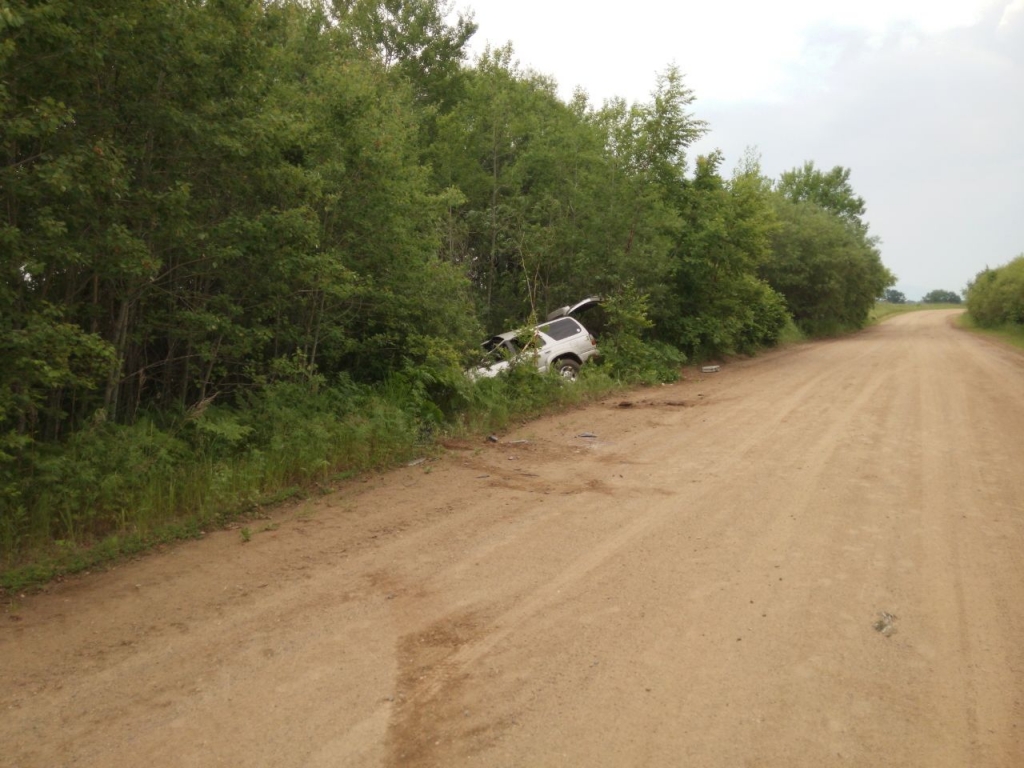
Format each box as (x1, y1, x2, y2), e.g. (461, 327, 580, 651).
(470, 298, 600, 381)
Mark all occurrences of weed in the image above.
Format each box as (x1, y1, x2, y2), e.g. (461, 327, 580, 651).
(0, 347, 645, 589)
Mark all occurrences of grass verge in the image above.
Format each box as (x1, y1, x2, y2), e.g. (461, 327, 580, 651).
(0, 366, 631, 593)
(955, 314, 1024, 352)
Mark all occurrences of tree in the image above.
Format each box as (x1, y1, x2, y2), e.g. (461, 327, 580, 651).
(332, 0, 476, 110)
(762, 199, 894, 335)
(777, 161, 867, 231)
(883, 288, 907, 304)
(656, 150, 787, 356)
(921, 289, 962, 304)
(764, 162, 893, 335)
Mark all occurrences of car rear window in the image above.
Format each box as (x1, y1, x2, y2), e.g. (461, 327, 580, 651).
(539, 318, 582, 341)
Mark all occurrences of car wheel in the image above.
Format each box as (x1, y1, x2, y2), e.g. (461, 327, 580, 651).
(555, 359, 580, 381)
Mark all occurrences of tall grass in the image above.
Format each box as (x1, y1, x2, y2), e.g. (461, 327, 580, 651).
(0, 378, 425, 586)
(956, 313, 1024, 351)
(0, 362, 631, 590)
(0, 320, 725, 590)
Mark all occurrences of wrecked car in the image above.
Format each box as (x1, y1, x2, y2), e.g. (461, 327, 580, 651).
(469, 297, 600, 382)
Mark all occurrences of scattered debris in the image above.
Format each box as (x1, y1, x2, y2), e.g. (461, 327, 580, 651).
(476, 474, 490, 479)
(873, 611, 898, 637)
(664, 401, 687, 407)
(406, 458, 426, 467)
(486, 434, 499, 443)
(577, 432, 598, 439)
(507, 439, 530, 445)
(618, 401, 634, 408)
(702, 365, 720, 373)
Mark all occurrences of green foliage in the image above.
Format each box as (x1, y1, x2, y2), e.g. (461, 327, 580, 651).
(922, 289, 962, 304)
(0, 375, 424, 564)
(460, 359, 594, 434)
(598, 285, 686, 383)
(777, 161, 867, 230)
(598, 336, 687, 385)
(656, 151, 786, 357)
(883, 289, 907, 304)
(957, 311, 1024, 351)
(966, 256, 1024, 327)
(334, 0, 477, 110)
(0, 0, 899, 579)
(762, 197, 894, 336)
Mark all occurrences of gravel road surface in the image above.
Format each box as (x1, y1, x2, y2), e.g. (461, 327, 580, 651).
(3, 309, 1023, 767)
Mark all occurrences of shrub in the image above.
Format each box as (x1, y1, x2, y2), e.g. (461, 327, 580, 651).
(967, 256, 1024, 327)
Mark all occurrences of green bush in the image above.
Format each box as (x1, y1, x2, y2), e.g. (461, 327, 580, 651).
(599, 337, 687, 384)
(967, 256, 1024, 327)
(734, 276, 790, 353)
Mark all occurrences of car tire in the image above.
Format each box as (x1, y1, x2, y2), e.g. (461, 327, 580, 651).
(555, 358, 581, 381)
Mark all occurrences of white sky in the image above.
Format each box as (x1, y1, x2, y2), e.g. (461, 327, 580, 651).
(464, 0, 1024, 299)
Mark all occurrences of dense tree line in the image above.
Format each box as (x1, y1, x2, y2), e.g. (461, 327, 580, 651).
(1, 0, 894, 559)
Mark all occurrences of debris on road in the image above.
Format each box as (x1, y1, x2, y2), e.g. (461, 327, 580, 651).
(487, 435, 500, 443)
(873, 611, 898, 637)
(702, 365, 720, 373)
(577, 432, 598, 439)
(406, 458, 426, 467)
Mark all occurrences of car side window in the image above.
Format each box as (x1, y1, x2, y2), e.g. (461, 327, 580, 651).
(539, 318, 582, 341)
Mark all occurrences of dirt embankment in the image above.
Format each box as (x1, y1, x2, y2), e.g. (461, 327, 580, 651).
(3, 309, 1024, 767)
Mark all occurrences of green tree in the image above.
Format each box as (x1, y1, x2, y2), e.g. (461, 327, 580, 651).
(883, 288, 906, 303)
(657, 150, 787, 356)
(921, 289, 962, 304)
(777, 161, 867, 230)
(765, 162, 893, 335)
(332, 0, 476, 110)
(762, 198, 894, 335)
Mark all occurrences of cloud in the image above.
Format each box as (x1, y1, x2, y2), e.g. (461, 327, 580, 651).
(463, 0, 1023, 297)
(695, 3, 1023, 296)
(1000, 0, 1024, 26)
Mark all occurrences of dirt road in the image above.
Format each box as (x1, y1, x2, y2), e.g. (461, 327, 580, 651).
(3, 309, 1024, 767)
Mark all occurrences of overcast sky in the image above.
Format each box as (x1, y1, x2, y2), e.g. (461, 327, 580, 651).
(464, 0, 1024, 300)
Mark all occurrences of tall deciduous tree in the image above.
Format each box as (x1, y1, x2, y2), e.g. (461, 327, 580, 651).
(763, 198, 893, 334)
(777, 161, 868, 230)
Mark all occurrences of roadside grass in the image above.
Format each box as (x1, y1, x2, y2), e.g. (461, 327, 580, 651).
(4, 325, 824, 593)
(955, 314, 1024, 352)
(0, 365, 631, 593)
(776, 317, 807, 345)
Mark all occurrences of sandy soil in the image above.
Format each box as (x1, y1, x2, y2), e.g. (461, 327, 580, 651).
(3, 309, 1024, 767)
